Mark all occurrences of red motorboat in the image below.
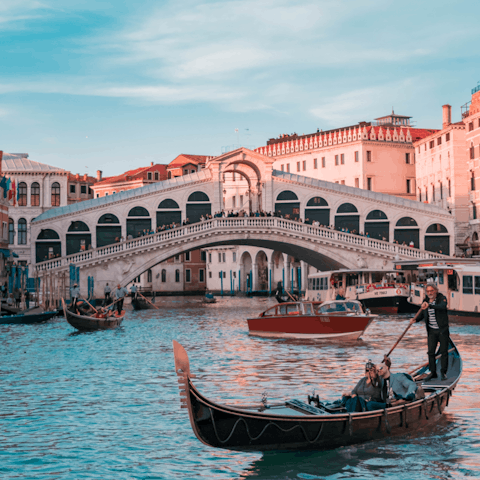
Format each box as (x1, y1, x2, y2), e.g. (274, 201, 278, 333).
(247, 300, 375, 340)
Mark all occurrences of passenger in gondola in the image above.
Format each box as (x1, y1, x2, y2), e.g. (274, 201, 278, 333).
(341, 361, 385, 412)
(376, 357, 424, 406)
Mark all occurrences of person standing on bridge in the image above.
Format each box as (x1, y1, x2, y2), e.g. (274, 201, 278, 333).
(114, 284, 128, 315)
(104, 283, 111, 306)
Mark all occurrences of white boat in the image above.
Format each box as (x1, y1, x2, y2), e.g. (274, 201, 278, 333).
(305, 268, 411, 314)
(396, 259, 480, 324)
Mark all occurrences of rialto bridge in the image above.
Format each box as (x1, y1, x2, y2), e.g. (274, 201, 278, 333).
(31, 148, 453, 296)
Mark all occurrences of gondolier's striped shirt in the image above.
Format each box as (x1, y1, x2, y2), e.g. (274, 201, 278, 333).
(427, 301, 439, 329)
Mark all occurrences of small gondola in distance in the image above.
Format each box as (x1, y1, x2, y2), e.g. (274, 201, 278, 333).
(62, 299, 125, 331)
(173, 339, 462, 452)
(131, 296, 156, 310)
(0, 310, 58, 325)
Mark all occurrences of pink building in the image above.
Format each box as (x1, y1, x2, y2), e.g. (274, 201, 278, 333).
(255, 112, 437, 200)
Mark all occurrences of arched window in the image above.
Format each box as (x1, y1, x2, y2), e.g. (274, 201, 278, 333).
(8, 219, 14, 244)
(175, 269, 180, 283)
(306, 196, 328, 207)
(157, 199, 181, 227)
(365, 210, 389, 241)
(186, 192, 211, 223)
(127, 207, 151, 238)
(426, 223, 448, 233)
(305, 197, 329, 225)
(366, 210, 388, 220)
(98, 213, 120, 224)
(36, 229, 61, 262)
(147, 269, 152, 283)
(128, 206, 149, 217)
(188, 191, 210, 202)
(18, 182, 27, 206)
(67, 221, 91, 255)
(31, 182, 40, 206)
(158, 199, 180, 209)
(276, 191, 298, 201)
(97, 214, 120, 247)
(18, 218, 27, 245)
(68, 221, 90, 232)
(161, 269, 166, 283)
(396, 217, 418, 227)
(37, 229, 60, 240)
(394, 217, 419, 248)
(51, 182, 60, 206)
(337, 203, 358, 213)
(425, 223, 450, 254)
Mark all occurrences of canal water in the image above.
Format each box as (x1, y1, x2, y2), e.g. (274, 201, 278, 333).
(1, 297, 479, 479)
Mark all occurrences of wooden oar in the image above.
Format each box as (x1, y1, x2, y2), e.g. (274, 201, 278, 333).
(104, 296, 124, 311)
(138, 291, 159, 310)
(384, 308, 423, 361)
(80, 297, 99, 314)
(286, 290, 297, 302)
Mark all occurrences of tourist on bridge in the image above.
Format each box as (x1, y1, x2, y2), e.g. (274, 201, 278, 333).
(70, 283, 80, 310)
(130, 283, 138, 299)
(114, 284, 128, 314)
(410, 283, 450, 381)
(104, 283, 111, 305)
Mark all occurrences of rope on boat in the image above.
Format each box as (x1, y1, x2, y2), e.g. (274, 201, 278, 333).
(403, 404, 409, 428)
(208, 407, 324, 444)
(383, 409, 391, 434)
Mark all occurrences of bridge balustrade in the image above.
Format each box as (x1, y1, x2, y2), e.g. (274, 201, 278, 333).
(34, 217, 444, 273)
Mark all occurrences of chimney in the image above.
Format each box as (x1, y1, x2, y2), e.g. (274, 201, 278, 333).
(75, 173, 79, 180)
(83, 174, 87, 181)
(151, 161, 154, 166)
(442, 104, 451, 129)
(96, 170, 102, 181)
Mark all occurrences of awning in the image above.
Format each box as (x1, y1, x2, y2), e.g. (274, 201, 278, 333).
(0, 249, 19, 258)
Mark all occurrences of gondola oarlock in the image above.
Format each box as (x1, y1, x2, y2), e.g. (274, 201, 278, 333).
(173, 340, 462, 452)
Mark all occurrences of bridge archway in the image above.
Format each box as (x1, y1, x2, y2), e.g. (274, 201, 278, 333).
(394, 217, 419, 248)
(425, 223, 449, 254)
(275, 191, 300, 219)
(305, 196, 329, 225)
(36, 229, 61, 262)
(157, 199, 182, 228)
(240, 251, 253, 291)
(127, 207, 152, 238)
(335, 203, 359, 232)
(97, 213, 121, 247)
(364, 210, 389, 241)
(67, 221, 91, 255)
(186, 192, 211, 222)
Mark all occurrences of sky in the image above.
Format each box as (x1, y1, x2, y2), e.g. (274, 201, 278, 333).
(1, 0, 480, 177)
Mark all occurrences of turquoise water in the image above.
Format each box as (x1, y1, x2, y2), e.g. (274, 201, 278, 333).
(1, 297, 479, 479)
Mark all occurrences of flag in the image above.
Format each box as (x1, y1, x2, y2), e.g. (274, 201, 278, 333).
(0, 176, 6, 198)
(5, 178, 10, 199)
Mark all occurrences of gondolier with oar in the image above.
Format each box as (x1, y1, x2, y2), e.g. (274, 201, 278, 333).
(113, 284, 128, 315)
(410, 283, 449, 381)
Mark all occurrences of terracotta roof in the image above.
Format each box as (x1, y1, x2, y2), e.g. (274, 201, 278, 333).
(167, 154, 209, 168)
(67, 173, 97, 183)
(95, 164, 167, 187)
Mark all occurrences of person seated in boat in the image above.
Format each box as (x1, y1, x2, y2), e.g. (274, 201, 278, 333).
(341, 360, 386, 412)
(376, 357, 424, 406)
(336, 288, 346, 300)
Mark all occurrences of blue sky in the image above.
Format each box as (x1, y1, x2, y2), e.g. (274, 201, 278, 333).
(1, 0, 480, 177)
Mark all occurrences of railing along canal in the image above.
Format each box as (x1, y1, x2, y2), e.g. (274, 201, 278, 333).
(35, 218, 444, 272)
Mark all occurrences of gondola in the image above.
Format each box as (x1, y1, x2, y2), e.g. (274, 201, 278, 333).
(0, 310, 58, 325)
(62, 299, 125, 331)
(173, 339, 462, 452)
(131, 295, 157, 310)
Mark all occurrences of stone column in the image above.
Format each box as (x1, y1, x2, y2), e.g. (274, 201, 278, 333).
(252, 262, 258, 292)
(268, 260, 273, 294)
(284, 254, 291, 292)
(300, 260, 308, 294)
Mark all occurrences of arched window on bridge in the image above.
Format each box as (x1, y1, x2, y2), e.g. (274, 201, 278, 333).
(335, 203, 359, 233)
(18, 218, 27, 245)
(394, 217, 419, 248)
(275, 191, 300, 219)
(18, 182, 27, 206)
(97, 213, 121, 248)
(127, 206, 152, 238)
(36, 229, 61, 263)
(304, 196, 329, 226)
(51, 182, 60, 207)
(364, 210, 389, 241)
(161, 269, 166, 283)
(186, 192, 211, 223)
(67, 221, 91, 255)
(157, 199, 182, 228)
(425, 223, 449, 255)
(31, 182, 40, 206)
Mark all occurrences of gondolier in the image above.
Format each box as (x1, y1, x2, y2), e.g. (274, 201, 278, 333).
(114, 284, 128, 315)
(410, 283, 449, 381)
(70, 283, 80, 310)
(130, 283, 138, 300)
(104, 283, 111, 305)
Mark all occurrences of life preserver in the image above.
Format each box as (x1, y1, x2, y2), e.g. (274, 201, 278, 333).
(396, 289, 401, 295)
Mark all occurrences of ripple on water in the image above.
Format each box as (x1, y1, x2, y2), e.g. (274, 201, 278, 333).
(0, 297, 479, 479)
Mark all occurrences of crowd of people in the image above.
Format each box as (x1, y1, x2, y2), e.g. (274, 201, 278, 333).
(0, 286, 32, 310)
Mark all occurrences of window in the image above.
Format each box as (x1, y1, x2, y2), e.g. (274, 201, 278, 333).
(439, 181, 443, 199)
(155, 172, 159, 180)
(185, 251, 190, 261)
(437, 137, 442, 146)
(8, 219, 14, 244)
(18, 182, 27, 206)
(469, 122, 474, 132)
(233, 252, 236, 262)
(147, 172, 152, 180)
(406, 179, 411, 194)
(208, 253, 212, 263)
(209, 271, 212, 278)
(223, 271, 226, 278)
(31, 182, 40, 206)
(161, 269, 166, 282)
(341, 154, 345, 165)
(297, 162, 300, 172)
(439, 271, 444, 285)
(366, 151, 372, 162)
(18, 218, 27, 245)
(175, 254, 180, 261)
(281, 165, 284, 171)
(232, 196, 236, 208)
(463, 275, 473, 294)
(147, 269, 152, 282)
(367, 177, 372, 190)
(287, 164, 290, 173)
(471, 172, 475, 191)
(201, 251, 206, 261)
(355, 151, 359, 162)
(405, 153, 410, 164)
(185, 269, 191, 283)
(70, 185, 76, 194)
(199, 269, 205, 283)
(425, 187, 428, 202)
(222, 252, 226, 262)
(322, 157, 326, 168)
(240, 195, 243, 206)
(314, 158, 318, 169)
(470, 146, 475, 160)
(51, 182, 60, 206)
(446, 133, 450, 142)
(81, 185, 87, 194)
(430, 140, 434, 149)
(175, 269, 180, 282)
(89, 188, 92, 195)
(418, 188, 422, 202)
(448, 179, 451, 197)
(473, 203, 477, 220)
(218, 253, 221, 262)
(475, 276, 480, 294)
(355, 178, 359, 188)
(302, 160, 306, 171)
(432, 184, 435, 201)
(335, 155, 339, 165)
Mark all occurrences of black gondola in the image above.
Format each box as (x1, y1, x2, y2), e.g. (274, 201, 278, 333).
(173, 340, 462, 452)
(131, 295, 157, 310)
(62, 299, 125, 331)
(0, 310, 57, 325)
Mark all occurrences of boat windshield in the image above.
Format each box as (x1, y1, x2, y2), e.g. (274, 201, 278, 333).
(316, 301, 362, 314)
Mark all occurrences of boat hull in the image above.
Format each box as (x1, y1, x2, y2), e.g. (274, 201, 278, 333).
(62, 300, 125, 331)
(0, 311, 57, 325)
(247, 315, 372, 340)
(131, 297, 156, 310)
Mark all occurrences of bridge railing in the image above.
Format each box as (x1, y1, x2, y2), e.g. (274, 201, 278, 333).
(35, 217, 444, 272)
